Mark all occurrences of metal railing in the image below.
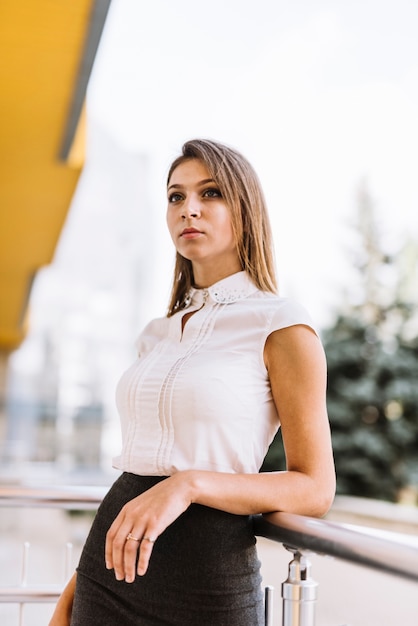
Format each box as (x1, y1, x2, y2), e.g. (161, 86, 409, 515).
(253, 511, 418, 583)
(1, 485, 418, 625)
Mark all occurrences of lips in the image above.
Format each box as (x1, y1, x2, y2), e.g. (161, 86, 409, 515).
(180, 227, 203, 239)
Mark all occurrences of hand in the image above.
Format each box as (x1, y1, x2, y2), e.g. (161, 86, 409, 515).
(48, 572, 76, 626)
(105, 472, 193, 582)
(48, 607, 71, 626)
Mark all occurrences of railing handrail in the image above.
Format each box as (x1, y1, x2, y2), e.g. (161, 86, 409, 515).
(0, 586, 63, 604)
(0, 485, 108, 509)
(253, 512, 418, 583)
(1, 485, 418, 584)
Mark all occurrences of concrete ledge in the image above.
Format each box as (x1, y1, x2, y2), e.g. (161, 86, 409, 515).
(327, 495, 418, 536)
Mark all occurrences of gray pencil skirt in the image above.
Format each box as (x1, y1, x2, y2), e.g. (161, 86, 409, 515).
(70, 473, 264, 625)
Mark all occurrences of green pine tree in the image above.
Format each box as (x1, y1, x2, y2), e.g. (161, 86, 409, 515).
(324, 183, 418, 501)
(263, 183, 418, 503)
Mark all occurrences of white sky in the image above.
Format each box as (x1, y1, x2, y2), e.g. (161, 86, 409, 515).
(82, 0, 418, 326)
(7, 0, 418, 468)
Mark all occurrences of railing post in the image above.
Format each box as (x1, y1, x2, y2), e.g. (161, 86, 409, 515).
(19, 542, 30, 626)
(264, 585, 274, 626)
(64, 542, 73, 580)
(282, 548, 318, 626)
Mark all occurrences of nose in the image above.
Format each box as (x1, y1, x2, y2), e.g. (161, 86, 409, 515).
(181, 195, 201, 219)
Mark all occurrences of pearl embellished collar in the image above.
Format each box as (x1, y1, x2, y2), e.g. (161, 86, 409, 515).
(188, 271, 258, 306)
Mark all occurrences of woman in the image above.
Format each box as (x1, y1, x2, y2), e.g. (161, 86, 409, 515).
(50, 139, 335, 625)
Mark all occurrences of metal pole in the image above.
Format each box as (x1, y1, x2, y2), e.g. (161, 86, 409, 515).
(19, 542, 30, 626)
(282, 549, 318, 626)
(64, 543, 73, 581)
(264, 585, 274, 626)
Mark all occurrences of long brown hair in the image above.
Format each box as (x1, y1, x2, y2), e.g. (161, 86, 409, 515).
(166, 139, 277, 317)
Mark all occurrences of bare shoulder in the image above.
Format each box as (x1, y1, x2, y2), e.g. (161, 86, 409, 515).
(264, 324, 326, 374)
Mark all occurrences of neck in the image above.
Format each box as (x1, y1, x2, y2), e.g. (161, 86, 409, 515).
(192, 260, 242, 289)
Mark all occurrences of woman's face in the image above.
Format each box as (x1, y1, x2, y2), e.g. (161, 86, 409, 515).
(166, 159, 241, 279)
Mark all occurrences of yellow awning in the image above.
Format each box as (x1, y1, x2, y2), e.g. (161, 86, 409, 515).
(0, 0, 112, 351)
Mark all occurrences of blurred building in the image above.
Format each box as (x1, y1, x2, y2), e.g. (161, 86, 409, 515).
(0, 1, 142, 481)
(4, 126, 154, 482)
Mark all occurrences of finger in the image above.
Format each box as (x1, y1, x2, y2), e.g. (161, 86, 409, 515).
(111, 523, 134, 580)
(137, 534, 157, 577)
(124, 532, 142, 583)
(105, 516, 124, 570)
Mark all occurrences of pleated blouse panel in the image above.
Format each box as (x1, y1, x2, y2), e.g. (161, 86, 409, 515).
(113, 271, 315, 477)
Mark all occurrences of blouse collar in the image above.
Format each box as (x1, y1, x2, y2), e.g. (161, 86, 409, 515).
(187, 271, 258, 307)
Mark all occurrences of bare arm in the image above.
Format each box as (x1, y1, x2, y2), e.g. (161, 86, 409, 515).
(188, 325, 335, 516)
(48, 572, 76, 626)
(106, 325, 335, 581)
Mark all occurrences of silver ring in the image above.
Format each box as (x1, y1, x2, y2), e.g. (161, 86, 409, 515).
(126, 532, 141, 542)
(142, 536, 156, 543)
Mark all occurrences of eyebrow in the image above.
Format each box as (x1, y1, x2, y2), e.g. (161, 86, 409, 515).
(167, 178, 215, 192)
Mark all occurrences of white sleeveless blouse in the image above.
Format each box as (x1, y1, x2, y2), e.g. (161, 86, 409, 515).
(113, 271, 315, 476)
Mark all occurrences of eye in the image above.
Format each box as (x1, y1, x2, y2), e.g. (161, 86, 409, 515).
(202, 188, 222, 198)
(168, 192, 183, 203)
